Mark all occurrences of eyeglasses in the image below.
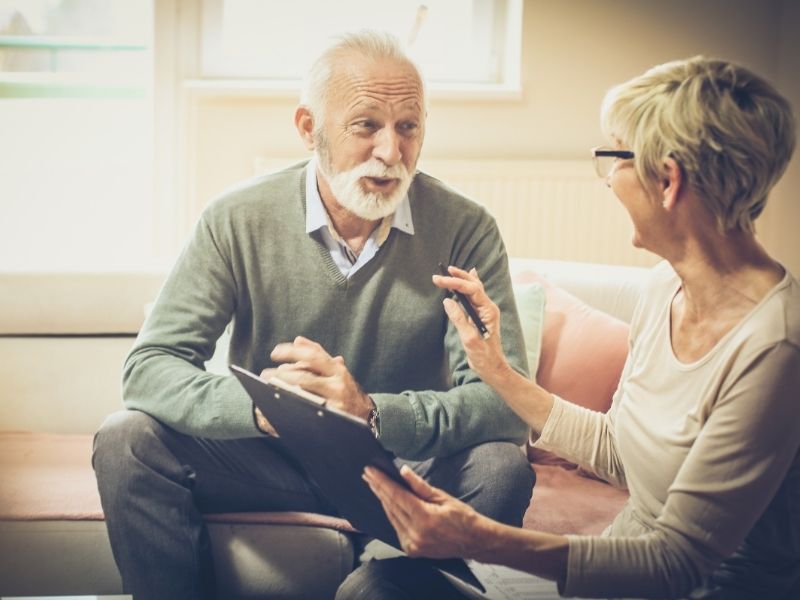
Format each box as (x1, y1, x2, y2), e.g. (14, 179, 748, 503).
(591, 147, 634, 179)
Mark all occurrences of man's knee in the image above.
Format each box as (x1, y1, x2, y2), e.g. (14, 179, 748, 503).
(466, 441, 535, 526)
(476, 441, 536, 491)
(92, 410, 164, 482)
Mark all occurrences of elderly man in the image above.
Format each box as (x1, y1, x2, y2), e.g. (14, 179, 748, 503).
(92, 30, 534, 598)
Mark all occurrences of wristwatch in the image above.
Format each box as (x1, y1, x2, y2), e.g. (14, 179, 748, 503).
(367, 402, 380, 438)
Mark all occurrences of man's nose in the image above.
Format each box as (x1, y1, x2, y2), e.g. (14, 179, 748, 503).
(372, 127, 402, 166)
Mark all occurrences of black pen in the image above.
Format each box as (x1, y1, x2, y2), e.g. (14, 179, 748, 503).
(438, 262, 490, 339)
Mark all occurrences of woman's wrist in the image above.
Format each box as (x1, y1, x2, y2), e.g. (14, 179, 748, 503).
(467, 512, 508, 563)
(479, 356, 519, 389)
(483, 365, 555, 435)
(469, 517, 570, 584)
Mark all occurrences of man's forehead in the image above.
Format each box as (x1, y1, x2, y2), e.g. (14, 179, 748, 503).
(328, 57, 424, 113)
(347, 95, 423, 114)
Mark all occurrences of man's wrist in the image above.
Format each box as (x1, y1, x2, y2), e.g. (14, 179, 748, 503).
(366, 396, 379, 438)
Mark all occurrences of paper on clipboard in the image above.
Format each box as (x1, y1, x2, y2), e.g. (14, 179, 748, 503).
(443, 562, 561, 600)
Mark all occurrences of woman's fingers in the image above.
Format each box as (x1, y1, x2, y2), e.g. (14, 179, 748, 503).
(364, 467, 443, 557)
(433, 265, 492, 311)
(399, 465, 443, 502)
(364, 468, 416, 528)
(442, 297, 483, 347)
(432, 273, 481, 297)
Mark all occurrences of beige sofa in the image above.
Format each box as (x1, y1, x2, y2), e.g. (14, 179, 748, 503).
(0, 258, 648, 598)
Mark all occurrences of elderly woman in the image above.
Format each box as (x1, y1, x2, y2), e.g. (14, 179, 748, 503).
(339, 57, 799, 599)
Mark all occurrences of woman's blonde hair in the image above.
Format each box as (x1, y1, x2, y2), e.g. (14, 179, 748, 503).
(600, 56, 795, 232)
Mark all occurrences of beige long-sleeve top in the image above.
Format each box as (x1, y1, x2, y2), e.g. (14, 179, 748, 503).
(533, 261, 800, 599)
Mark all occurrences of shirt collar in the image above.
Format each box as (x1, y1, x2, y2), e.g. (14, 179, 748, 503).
(305, 156, 415, 236)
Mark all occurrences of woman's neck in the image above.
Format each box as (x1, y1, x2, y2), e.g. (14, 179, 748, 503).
(669, 229, 783, 321)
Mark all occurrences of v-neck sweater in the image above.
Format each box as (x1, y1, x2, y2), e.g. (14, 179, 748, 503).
(122, 160, 529, 459)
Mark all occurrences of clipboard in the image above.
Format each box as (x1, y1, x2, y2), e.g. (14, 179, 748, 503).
(230, 364, 485, 593)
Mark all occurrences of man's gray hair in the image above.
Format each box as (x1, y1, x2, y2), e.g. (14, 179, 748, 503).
(301, 29, 424, 134)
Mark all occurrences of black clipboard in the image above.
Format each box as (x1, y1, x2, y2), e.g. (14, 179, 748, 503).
(230, 364, 485, 593)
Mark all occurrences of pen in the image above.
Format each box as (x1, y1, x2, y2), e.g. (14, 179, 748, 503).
(438, 262, 490, 339)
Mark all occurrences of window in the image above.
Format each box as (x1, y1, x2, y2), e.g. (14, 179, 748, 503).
(199, 0, 522, 94)
(0, 0, 156, 271)
(0, 0, 524, 272)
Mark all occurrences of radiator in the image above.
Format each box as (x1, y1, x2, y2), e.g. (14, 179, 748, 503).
(420, 159, 657, 267)
(253, 157, 659, 268)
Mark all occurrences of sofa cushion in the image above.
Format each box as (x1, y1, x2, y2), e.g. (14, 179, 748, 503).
(523, 462, 628, 535)
(0, 431, 357, 598)
(0, 431, 356, 533)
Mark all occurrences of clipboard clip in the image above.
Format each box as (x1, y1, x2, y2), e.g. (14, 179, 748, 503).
(267, 377, 327, 406)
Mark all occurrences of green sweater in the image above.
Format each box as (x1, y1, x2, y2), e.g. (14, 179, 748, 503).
(123, 161, 529, 460)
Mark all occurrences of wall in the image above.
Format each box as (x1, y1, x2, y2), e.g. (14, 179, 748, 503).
(761, 0, 800, 272)
(187, 0, 799, 271)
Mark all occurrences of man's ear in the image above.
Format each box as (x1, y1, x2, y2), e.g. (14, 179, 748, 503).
(295, 106, 316, 151)
(660, 157, 683, 211)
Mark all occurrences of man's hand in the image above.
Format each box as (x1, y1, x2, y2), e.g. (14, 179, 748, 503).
(253, 406, 279, 437)
(264, 336, 374, 420)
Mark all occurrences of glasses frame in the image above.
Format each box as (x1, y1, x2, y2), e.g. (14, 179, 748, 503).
(591, 147, 635, 179)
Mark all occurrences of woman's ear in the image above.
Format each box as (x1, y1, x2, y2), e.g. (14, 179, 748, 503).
(294, 106, 316, 151)
(661, 157, 683, 211)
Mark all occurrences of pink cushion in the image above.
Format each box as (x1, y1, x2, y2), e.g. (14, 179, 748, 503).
(0, 432, 628, 539)
(513, 271, 630, 472)
(0, 431, 356, 532)
(514, 271, 629, 413)
(0, 432, 103, 521)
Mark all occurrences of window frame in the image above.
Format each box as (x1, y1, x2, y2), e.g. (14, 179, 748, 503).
(190, 0, 524, 100)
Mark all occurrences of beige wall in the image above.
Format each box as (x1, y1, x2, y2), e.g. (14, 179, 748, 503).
(188, 0, 799, 271)
(760, 0, 800, 274)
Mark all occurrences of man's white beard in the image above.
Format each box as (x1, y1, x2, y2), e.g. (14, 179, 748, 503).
(317, 152, 415, 221)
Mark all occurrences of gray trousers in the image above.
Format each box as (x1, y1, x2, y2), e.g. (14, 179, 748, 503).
(92, 410, 535, 599)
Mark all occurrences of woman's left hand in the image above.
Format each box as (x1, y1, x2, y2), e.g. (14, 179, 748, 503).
(433, 266, 511, 385)
(363, 464, 484, 559)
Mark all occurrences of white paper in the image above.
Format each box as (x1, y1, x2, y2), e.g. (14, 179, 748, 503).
(443, 561, 562, 600)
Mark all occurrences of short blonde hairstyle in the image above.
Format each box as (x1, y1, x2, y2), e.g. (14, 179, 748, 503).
(600, 56, 795, 232)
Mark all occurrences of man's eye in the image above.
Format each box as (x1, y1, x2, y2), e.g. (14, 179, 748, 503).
(354, 120, 377, 131)
(398, 122, 418, 134)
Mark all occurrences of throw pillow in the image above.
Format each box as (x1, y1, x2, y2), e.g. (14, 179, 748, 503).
(514, 271, 629, 413)
(513, 270, 630, 467)
(512, 282, 547, 375)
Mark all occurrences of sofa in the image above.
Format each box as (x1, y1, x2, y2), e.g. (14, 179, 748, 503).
(0, 257, 649, 598)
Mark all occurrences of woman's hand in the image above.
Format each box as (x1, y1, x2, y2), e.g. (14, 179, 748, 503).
(433, 265, 512, 385)
(366, 465, 570, 584)
(363, 464, 487, 559)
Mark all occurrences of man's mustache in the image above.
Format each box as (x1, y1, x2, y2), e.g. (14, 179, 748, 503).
(349, 159, 409, 180)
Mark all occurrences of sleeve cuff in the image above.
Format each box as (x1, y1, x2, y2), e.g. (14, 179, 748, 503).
(369, 392, 417, 455)
(531, 393, 568, 451)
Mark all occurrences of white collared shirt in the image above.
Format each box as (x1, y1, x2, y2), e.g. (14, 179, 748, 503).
(305, 157, 415, 278)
